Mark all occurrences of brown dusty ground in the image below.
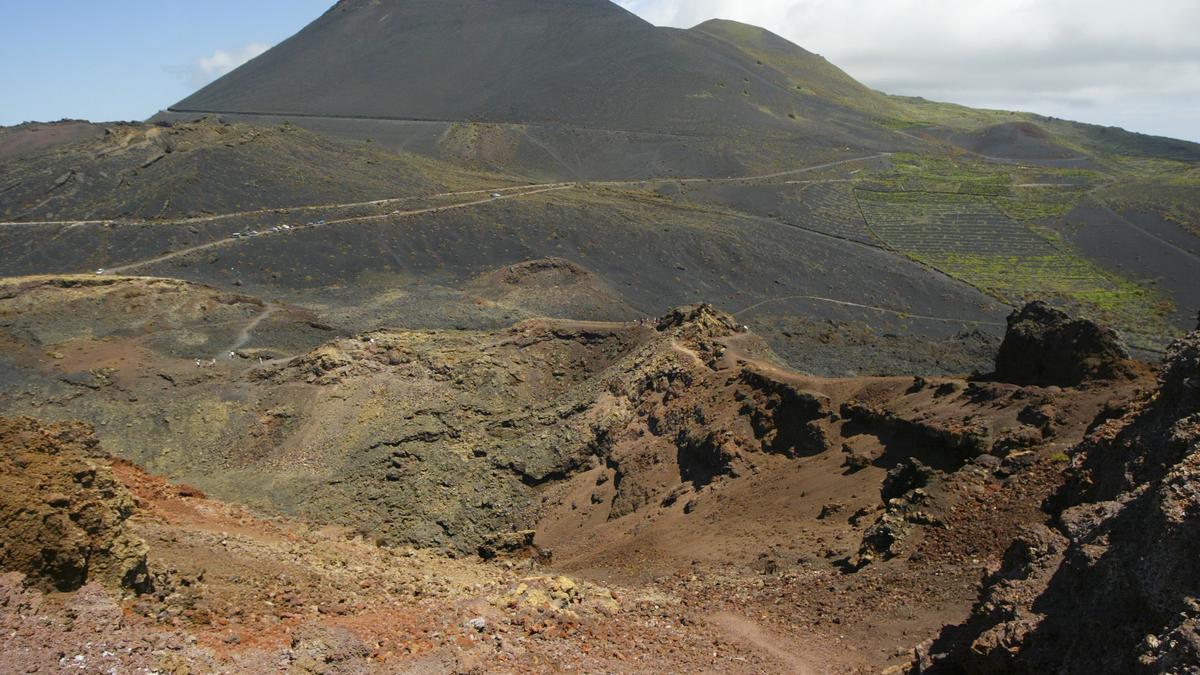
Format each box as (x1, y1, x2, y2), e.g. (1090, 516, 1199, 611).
(2, 456, 863, 673)
(0, 371, 1153, 673)
(0, 278, 1159, 673)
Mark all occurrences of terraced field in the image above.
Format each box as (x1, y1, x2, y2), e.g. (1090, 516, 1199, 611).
(1093, 159, 1200, 238)
(856, 191, 1045, 256)
(992, 185, 1093, 223)
(677, 179, 877, 244)
(854, 188, 1174, 349)
(787, 181, 877, 242)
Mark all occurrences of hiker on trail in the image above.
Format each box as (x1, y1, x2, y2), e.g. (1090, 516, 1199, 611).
(229, 351, 236, 360)
(196, 359, 202, 368)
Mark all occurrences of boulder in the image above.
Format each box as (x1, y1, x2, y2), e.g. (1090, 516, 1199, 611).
(993, 301, 1132, 386)
(0, 418, 150, 593)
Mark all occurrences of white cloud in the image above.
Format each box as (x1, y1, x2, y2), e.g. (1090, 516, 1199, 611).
(183, 42, 270, 88)
(617, 0, 1200, 141)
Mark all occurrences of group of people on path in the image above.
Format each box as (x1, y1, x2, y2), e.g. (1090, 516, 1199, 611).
(194, 351, 239, 367)
(197, 352, 268, 366)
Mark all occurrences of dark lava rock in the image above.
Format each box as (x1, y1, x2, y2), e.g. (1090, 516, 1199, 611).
(842, 447, 873, 473)
(933, 381, 961, 398)
(858, 511, 909, 563)
(881, 459, 935, 502)
(993, 301, 1132, 387)
(925, 331, 1200, 674)
(817, 502, 845, 520)
(0, 417, 151, 593)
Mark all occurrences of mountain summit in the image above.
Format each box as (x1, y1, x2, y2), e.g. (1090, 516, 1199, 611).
(171, 0, 888, 136)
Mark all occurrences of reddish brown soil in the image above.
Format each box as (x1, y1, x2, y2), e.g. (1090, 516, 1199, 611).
(0, 291, 1161, 673)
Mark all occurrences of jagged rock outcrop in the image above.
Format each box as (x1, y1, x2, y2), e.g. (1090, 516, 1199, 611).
(924, 332, 1200, 673)
(993, 301, 1132, 386)
(0, 418, 151, 593)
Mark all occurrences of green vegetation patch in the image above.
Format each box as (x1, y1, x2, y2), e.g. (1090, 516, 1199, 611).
(1094, 165, 1200, 236)
(870, 154, 1013, 195)
(993, 186, 1091, 222)
(855, 189, 1176, 349)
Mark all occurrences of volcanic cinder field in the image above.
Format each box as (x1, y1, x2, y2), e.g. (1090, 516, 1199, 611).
(1, 1, 1199, 673)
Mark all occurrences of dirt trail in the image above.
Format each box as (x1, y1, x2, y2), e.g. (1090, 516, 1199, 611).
(0, 183, 574, 229)
(95, 156, 889, 275)
(592, 154, 890, 188)
(709, 612, 821, 674)
(221, 305, 278, 359)
(165, 108, 711, 140)
(1, 155, 886, 229)
(734, 293, 1007, 326)
(102, 185, 573, 275)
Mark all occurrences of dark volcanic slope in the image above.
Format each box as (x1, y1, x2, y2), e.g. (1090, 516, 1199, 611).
(945, 122, 1080, 161)
(160, 0, 1200, 184)
(0, 118, 517, 221)
(0, 121, 108, 161)
(0, 187, 1009, 376)
(171, 0, 898, 145)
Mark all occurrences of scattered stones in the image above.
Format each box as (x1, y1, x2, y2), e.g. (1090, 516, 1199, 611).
(478, 530, 537, 561)
(992, 425, 1045, 456)
(494, 575, 617, 616)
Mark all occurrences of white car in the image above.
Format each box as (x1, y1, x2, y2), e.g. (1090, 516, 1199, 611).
(491, 193, 502, 199)
(95, 269, 105, 275)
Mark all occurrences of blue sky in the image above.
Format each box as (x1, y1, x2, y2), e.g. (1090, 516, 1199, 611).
(2, 0, 1197, 142)
(0, 1, 330, 124)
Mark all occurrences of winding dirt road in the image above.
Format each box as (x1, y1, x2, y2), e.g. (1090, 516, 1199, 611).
(88, 155, 889, 275)
(102, 185, 574, 275)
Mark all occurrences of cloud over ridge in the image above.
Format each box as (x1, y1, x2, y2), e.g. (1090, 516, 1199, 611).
(617, 0, 1200, 141)
(185, 42, 270, 88)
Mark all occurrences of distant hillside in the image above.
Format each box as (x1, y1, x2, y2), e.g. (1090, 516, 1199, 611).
(0, 118, 519, 221)
(689, 19, 903, 118)
(4, 0, 1197, 365)
(169, 0, 913, 159)
(163, 0, 1200, 180)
